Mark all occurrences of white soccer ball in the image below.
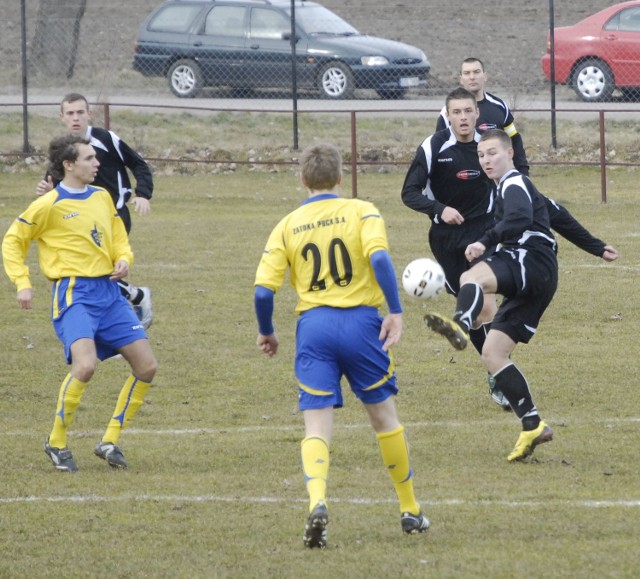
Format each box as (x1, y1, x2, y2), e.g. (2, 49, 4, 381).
(402, 258, 446, 299)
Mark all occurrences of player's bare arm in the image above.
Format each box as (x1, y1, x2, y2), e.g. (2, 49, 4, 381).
(132, 196, 151, 216)
(110, 260, 130, 281)
(17, 288, 33, 310)
(602, 245, 620, 262)
(379, 313, 403, 352)
(440, 206, 465, 225)
(36, 176, 54, 196)
(465, 241, 486, 261)
(257, 333, 279, 357)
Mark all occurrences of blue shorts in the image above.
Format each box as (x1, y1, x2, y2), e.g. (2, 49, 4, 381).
(51, 276, 147, 363)
(295, 306, 398, 410)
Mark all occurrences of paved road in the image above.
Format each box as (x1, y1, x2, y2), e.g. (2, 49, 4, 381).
(2, 88, 638, 121)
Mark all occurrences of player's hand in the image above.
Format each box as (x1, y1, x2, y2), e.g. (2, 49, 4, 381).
(36, 176, 54, 196)
(379, 313, 403, 351)
(17, 288, 33, 310)
(110, 260, 130, 281)
(132, 196, 151, 216)
(441, 206, 464, 225)
(257, 333, 279, 357)
(601, 245, 619, 262)
(465, 242, 486, 261)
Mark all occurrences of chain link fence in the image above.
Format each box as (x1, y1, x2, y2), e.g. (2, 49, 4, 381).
(2, 0, 640, 203)
(3, 0, 638, 103)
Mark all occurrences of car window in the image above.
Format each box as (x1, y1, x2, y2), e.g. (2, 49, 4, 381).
(288, 5, 358, 35)
(249, 8, 290, 39)
(204, 6, 245, 37)
(148, 5, 201, 33)
(618, 7, 640, 32)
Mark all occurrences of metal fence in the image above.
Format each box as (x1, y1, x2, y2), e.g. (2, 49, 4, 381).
(3, 0, 640, 204)
(4, 0, 640, 104)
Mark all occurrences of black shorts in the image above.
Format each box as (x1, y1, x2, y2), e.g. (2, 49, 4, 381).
(428, 215, 494, 295)
(484, 246, 558, 344)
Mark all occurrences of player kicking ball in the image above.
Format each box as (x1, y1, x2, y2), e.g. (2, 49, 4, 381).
(426, 129, 556, 461)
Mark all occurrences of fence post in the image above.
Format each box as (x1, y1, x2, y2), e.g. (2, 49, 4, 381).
(599, 110, 607, 204)
(350, 110, 357, 198)
(103, 102, 110, 131)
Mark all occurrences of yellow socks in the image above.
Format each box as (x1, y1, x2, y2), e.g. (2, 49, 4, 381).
(301, 435, 330, 512)
(376, 425, 420, 515)
(102, 374, 151, 444)
(49, 374, 87, 449)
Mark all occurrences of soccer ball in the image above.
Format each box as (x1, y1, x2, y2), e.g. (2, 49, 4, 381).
(402, 258, 446, 299)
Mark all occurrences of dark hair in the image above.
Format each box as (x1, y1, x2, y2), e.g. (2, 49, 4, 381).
(48, 135, 89, 181)
(461, 57, 485, 73)
(60, 92, 89, 112)
(299, 143, 342, 191)
(479, 128, 512, 148)
(445, 87, 477, 112)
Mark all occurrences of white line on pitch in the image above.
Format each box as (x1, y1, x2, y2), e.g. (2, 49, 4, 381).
(4, 416, 639, 438)
(0, 494, 638, 508)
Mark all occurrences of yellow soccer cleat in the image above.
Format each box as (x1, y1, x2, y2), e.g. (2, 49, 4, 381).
(507, 421, 554, 462)
(424, 312, 469, 350)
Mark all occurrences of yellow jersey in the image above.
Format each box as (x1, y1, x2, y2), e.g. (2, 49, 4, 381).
(2, 185, 133, 292)
(255, 193, 389, 313)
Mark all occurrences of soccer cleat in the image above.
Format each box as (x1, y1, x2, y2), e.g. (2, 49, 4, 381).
(488, 374, 512, 411)
(303, 501, 329, 549)
(132, 287, 153, 330)
(507, 421, 554, 462)
(424, 312, 469, 350)
(44, 438, 78, 473)
(401, 511, 430, 534)
(94, 441, 128, 469)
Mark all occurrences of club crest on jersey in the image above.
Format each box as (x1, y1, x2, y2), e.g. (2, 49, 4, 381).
(456, 170, 481, 180)
(90, 224, 103, 247)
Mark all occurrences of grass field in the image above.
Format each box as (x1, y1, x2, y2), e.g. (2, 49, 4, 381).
(1, 165, 639, 578)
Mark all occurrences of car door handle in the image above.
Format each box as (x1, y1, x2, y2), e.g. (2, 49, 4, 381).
(604, 34, 617, 41)
(250, 44, 260, 50)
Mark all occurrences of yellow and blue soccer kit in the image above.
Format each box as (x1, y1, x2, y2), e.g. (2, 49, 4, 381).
(255, 193, 398, 409)
(2, 184, 145, 360)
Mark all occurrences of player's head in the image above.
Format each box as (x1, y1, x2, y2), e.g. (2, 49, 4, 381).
(459, 57, 487, 97)
(60, 93, 92, 137)
(48, 134, 98, 183)
(477, 129, 514, 182)
(445, 87, 479, 142)
(299, 143, 343, 192)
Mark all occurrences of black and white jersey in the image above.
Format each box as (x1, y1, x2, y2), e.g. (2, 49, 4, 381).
(401, 127, 493, 225)
(84, 126, 153, 209)
(436, 91, 529, 174)
(479, 169, 556, 253)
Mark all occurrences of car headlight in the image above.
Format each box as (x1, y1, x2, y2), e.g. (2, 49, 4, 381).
(361, 56, 389, 66)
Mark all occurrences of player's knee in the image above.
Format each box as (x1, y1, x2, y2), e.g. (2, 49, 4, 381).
(133, 353, 158, 383)
(72, 359, 98, 382)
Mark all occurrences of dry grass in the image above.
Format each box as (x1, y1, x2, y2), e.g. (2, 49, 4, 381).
(0, 164, 638, 577)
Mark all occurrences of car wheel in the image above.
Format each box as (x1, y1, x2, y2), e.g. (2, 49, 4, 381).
(318, 62, 354, 99)
(168, 59, 203, 98)
(376, 88, 408, 100)
(572, 59, 614, 102)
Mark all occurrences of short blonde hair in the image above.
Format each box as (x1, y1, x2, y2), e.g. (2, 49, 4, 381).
(299, 143, 342, 191)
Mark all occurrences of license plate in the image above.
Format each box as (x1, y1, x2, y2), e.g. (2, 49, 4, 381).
(399, 77, 420, 87)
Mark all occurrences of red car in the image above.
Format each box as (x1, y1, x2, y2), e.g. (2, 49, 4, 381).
(541, 1, 640, 102)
